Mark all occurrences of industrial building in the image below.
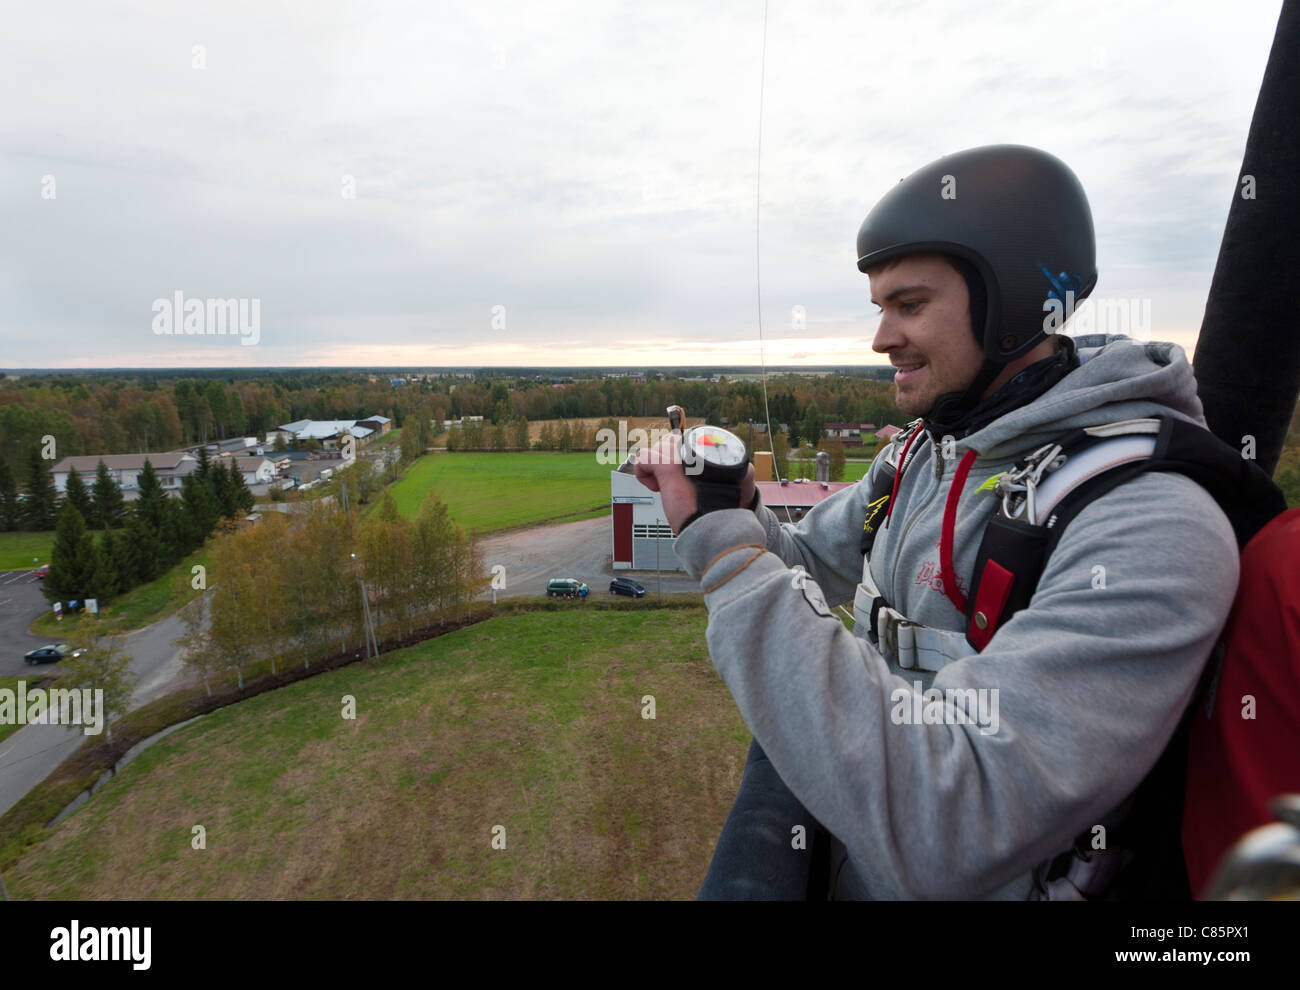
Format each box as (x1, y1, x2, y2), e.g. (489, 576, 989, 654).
(609, 450, 856, 572)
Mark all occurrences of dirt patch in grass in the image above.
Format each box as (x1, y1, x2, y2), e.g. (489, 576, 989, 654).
(6, 608, 752, 900)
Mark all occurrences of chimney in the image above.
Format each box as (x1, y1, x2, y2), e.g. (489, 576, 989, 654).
(753, 450, 774, 482)
(815, 451, 830, 483)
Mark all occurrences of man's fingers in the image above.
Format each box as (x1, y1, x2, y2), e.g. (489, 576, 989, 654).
(634, 462, 662, 491)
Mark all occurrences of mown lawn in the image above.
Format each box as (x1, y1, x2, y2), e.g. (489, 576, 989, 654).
(383, 452, 613, 533)
(4, 606, 753, 900)
(0, 531, 53, 572)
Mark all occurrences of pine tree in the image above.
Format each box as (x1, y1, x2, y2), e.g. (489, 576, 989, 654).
(125, 514, 163, 584)
(229, 459, 254, 513)
(0, 460, 18, 531)
(159, 498, 187, 567)
(180, 472, 218, 551)
(195, 446, 212, 485)
(212, 459, 237, 518)
(45, 503, 98, 604)
(64, 470, 92, 521)
(87, 533, 120, 602)
(91, 460, 125, 529)
(22, 445, 59, 531)
(104, 528, 138, 593)
(134, 458, 168, 530)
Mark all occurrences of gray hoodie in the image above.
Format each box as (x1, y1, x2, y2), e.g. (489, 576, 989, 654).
(673, 333, 1240, 899)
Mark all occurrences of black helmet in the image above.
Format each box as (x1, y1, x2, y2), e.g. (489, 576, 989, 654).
(856, 144, 1097, 364)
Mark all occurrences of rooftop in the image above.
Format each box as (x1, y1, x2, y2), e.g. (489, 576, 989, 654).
(52, 451, 194, 473)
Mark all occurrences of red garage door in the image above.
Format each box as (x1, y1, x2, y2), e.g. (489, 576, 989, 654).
(613, 502, 633, 564)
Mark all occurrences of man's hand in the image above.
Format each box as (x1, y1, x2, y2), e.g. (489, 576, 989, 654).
(633, 432, 757, 534)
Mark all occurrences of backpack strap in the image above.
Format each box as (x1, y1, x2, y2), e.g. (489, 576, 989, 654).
(964, 419, 1161, 649)
(965, 415, 1287, 901)
(964, 416, 1287, 650)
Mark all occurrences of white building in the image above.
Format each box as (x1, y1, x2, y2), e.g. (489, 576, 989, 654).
(224, 454, 277, 485)
(50, 451, 198, 495)
(268, 419, 379, 449)
(610, 471, 684, 572)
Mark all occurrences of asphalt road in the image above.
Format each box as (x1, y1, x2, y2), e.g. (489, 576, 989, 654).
(476, 515, 701, 600)
(0, 511, 702, 820)
(0, 570, 192, 819)
(0, 569, 52, 674)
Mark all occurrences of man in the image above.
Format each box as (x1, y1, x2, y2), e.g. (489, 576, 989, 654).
(635, 144, 1240, 899)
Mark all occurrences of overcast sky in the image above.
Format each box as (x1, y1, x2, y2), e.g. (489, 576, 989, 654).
(0, 0, 1284, 369)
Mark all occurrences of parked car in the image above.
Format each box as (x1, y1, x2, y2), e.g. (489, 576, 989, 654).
(609, 578, 646, 598)
(546, 578, 589, 599)
(23, 643, 84, 665)
(34, 563, 50, 579)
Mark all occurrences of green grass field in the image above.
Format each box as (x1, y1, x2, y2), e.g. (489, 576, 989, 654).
(386, 451, 871, 534)
(0, 531, 53, 571)
(384, 452, 614, 533)
(4, 606, 753, 899)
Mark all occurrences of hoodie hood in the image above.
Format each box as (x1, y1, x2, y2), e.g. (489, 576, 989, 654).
(960, 333, 1208, 462)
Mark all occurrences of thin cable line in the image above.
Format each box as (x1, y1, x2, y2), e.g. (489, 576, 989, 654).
(754, 0, 787, 503)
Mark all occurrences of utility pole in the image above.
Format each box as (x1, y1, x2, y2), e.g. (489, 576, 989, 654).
(359, 576, 379, 658)
(656, 516, 663, 603)
(351, 554, 380, 658)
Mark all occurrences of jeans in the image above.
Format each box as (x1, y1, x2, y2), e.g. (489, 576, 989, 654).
(697, 737, 829, 900)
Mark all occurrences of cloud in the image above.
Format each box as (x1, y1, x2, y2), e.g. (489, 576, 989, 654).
(0, 0, 1283, 367)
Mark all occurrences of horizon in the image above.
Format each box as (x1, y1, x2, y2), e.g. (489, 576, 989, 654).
(1, 1, 1278, 370)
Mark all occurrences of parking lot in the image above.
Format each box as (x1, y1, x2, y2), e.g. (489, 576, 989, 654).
(476, 516, 701, 600)
(0, 569, 56, 677)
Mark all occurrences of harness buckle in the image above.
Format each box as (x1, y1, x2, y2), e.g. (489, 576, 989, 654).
(995, 442, 1065, 522)
(876, 606, 917, 668)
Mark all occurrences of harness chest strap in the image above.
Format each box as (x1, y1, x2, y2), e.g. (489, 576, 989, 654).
(858, 420, 1163, 672)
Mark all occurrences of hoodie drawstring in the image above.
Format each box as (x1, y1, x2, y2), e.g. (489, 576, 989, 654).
(939, 449, 978, 616)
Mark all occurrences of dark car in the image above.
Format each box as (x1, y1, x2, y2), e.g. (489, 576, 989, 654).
(609, 578, 646, 598)
(23, 643, 83, 665)
(546, 578, 589, 599)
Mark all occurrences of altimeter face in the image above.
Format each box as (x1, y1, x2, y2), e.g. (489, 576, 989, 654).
(682, 426, 748, 476)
